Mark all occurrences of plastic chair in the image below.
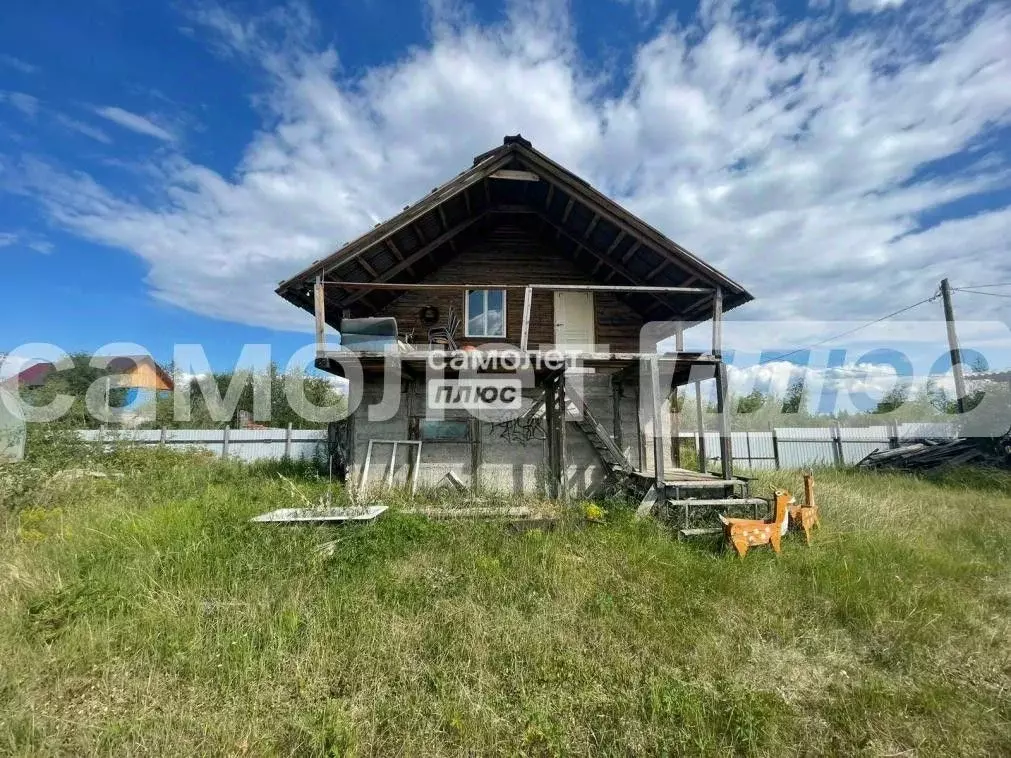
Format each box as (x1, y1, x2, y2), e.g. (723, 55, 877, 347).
(428, 307, 460, 350)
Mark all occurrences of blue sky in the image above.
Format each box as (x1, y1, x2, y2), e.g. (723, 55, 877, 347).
(1, 0, 1010, 400)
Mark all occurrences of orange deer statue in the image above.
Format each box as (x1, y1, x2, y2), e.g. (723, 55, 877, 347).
(788, 472, 820, 544)
(719, 490, 792, 558)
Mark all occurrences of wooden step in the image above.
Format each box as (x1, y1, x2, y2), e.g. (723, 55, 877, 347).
(666, 479, 744, 489)
(669, 497, 767, 507)
(679, 527, 722, 538)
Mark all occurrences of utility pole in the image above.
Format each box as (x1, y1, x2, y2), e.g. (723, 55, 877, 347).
(940, 278, 967, 414)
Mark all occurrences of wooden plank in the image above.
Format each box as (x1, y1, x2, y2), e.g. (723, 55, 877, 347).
(490, 169, 540, 181)
(323, 281, 712, 294)
(649, 355, 665, 488)
(520, 286, 533, 351)
(635, 484, 658, 519)
(715, 362, 733, 478)
(695, 380, 706, 473)
(558, 369, 568, 501)
(712, 286, 723, 357)
(314, 275, 326, 355)
(620, 241, 642, 263)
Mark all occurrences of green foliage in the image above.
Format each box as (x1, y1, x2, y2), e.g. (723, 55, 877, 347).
(16, 356, 345, 430)
(2, 438, 1011, 755)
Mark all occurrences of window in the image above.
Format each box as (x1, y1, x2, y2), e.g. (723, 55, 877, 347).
(417, 419, 471, 442)
(465, 289, 506, 338)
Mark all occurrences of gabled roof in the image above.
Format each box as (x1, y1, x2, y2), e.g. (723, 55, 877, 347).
(277, 135, 753, 325)
(100, 355, 175, 390)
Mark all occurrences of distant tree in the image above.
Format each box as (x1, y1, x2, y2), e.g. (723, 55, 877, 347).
(781, 376, 805, 415)
(736, 389, 766, 415)
(873, 383, 910, 415)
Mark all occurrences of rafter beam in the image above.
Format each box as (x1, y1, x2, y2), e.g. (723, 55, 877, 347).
(561, 197, 574, 224)
(386, 238, 415, 277)
(339, 214, 486, 307)
(537, 217, 673, 314)
(604, 231, 625, 257)
(620, 241, 642, 263)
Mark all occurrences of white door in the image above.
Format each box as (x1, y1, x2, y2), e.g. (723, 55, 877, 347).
(553, 291, 595, 351)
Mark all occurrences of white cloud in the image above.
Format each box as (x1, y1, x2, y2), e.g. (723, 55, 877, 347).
(0, 91, 39, 118)
(93, 106, 175, 142)
(55, 114, 113, 144)
(8, 0, 1011, 343)
(849, 0, 906, 13)
(0, 55, 37, 74)
(0, 233, 17, 248)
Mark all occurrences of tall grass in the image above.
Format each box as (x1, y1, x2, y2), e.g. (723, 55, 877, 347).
(1, 442, 1010, 755)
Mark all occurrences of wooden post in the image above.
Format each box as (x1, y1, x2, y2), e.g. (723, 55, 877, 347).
(314, 275, 326, 358)
(940, 278, 967, 414)
(671, 387, 681, 469)
(711, 287, 723, 357)
(471, 418, 482, 493)
(557, 368, 568, 501)
(544, 375, 558, 499)
(520, 286, 533, 352)
(649, 355, 665, 488)
(284, 422, 293, 459)
(831, 422, 844, 467)
(714, 362, 733, 478)
(694, 381, 706, 473)
(611, 377, 624, 451)
(888, 420, 899, 450)
(769, 422, 780, 470)
(222, 424, 230, 459)
(159, 427, 167, 446)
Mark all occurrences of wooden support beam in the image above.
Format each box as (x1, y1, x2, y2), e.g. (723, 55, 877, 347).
(544, 182, 555, 211)
(712, 286, 723, 357)
(314, 275, 326, 357)
(715, 362, 733, 478)
(537, 217, 675, 313)
(560, 197, 575, 225)
(325, 282, 711, 294)
(649, 355, 666, 488)
(520, 286, 533, 351)
(557, 369, 568, 501)
(620, 241, 642, 264)
(544, 375, 558, 499)
(584, 214, 599, 240)
(385, 238, 416, 277)
(463, 185, 472, 215)
(356, 256, 378, 277)
(339, 215, 485, 307)
(604, 231, 625, 257)
(695, 380, 706, 473)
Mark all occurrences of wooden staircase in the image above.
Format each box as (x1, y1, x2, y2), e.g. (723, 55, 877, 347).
(541, 386, 763, 534)
(565, 386, 634, 482)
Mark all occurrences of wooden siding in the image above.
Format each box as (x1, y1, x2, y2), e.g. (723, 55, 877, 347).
(379, 223, 646, 351)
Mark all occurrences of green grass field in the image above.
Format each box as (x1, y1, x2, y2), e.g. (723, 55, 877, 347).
(2, 444, 1010, 756)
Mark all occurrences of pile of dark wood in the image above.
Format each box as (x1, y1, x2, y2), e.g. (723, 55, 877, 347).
(856, 438, 988, 471)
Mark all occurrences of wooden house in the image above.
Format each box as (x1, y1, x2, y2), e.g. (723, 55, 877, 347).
(277, 136, 756, 516)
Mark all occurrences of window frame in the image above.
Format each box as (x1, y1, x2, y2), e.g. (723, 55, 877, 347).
(463, 288, 508, 338)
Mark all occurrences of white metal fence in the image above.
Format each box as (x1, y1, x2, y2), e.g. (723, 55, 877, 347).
(685, 422, 958, 470)
(76, 421, 959, 471)
(78, 427, 327, 463)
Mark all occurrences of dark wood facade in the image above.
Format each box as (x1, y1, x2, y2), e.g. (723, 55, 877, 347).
(384, 222, 645, 351)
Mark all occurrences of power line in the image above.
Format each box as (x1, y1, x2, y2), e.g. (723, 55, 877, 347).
(954, 288, 1011, 300)
(759, 292, 940, 364)
(953, 282, 1011, 290)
